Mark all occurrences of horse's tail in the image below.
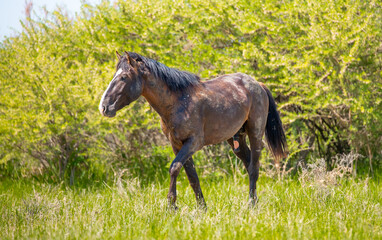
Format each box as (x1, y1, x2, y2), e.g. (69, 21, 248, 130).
(260, 83, 288, 161)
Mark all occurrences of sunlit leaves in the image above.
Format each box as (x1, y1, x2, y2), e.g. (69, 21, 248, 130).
(0, 0, 381, 181)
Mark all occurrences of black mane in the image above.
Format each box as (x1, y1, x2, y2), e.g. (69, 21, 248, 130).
(117, 52, 200, 92)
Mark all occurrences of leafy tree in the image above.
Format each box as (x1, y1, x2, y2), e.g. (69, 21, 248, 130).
(0, 0, 381, 182)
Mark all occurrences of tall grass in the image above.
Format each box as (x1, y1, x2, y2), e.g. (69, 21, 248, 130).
(1, 163, 381, 239)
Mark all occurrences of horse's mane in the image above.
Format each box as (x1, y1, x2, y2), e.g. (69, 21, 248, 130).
(117, 52, 200, 92)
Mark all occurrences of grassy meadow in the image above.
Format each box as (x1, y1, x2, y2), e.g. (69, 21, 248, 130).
(1, 165, 381, 239)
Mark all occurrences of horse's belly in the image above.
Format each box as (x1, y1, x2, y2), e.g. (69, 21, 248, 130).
(202, 106, 248, 145)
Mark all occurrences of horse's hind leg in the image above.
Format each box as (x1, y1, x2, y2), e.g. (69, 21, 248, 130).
(227, 134, 251, 172)
(246, 112, 268, 206)
(184, 157, 206, 209)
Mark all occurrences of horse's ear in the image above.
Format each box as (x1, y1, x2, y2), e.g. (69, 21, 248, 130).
(116, 51, 122, 60)
(125, 51, 137, 68)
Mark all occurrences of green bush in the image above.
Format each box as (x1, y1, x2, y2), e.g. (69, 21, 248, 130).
(0, 0, 381, 183)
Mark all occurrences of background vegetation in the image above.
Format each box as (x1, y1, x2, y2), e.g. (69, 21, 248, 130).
(1, 0, 381, 238)
(1, 0, 381, 183)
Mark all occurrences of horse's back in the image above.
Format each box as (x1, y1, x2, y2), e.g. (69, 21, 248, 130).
(203, 73, 263, 96)
(197, 73, 267, 145)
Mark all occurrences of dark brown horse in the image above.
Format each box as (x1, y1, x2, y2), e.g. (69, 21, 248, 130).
(99, 52, 287, 209)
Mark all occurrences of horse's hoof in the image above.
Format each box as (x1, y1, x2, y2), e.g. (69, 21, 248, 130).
(198, 203, 208, 212)
(248, 197, 258, 208)
(168, 204, 178, 211)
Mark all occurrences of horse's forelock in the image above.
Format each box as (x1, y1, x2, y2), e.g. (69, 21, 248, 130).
(116, 55, 131, 71)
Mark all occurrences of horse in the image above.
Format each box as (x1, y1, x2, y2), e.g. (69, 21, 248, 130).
(99, 51, 288, 209)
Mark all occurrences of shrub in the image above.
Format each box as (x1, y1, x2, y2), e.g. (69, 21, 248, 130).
(0, 0, 381, 182)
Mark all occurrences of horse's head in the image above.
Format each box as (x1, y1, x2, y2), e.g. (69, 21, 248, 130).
(99, 52, 144, 117)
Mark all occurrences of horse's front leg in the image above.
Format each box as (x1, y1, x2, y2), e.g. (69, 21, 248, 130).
(183, 157, 206, 209)
(167, 137, 201, 209)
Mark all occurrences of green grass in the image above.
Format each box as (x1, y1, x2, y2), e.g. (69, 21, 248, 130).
(1, 172, 381, 239)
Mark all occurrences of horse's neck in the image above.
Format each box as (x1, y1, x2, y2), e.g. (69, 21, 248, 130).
(141, 75, 177, 120)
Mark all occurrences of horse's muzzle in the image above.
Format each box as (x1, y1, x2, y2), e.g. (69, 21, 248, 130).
(100, 105, 116, 117)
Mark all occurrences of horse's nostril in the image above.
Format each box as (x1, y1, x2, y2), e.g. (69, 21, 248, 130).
(102, 105, 106, 113)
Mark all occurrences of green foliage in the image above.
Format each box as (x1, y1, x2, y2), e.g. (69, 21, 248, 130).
(0, 0, 381, 182)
